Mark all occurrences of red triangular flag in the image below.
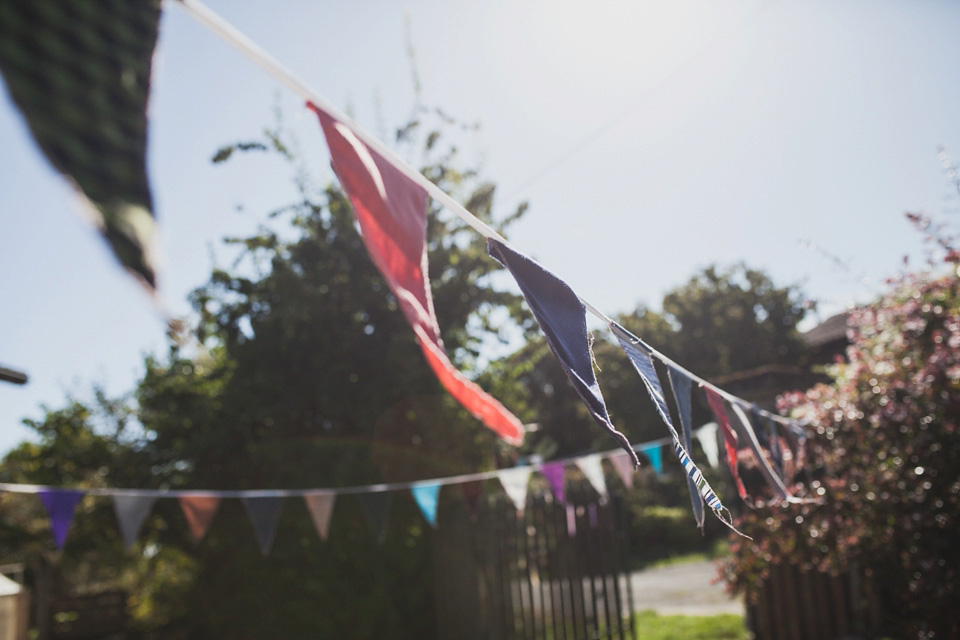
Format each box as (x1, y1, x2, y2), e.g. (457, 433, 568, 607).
(308, 103, 524, 445)
(703, 387, 747, 499)
(179, 495, 220, 543)
(460, 481, 484, 519)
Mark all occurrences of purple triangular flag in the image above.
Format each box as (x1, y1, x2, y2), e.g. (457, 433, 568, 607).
(39, 490, 85, 549)
(541, 462, 567, 504)
(243, 494, 285, 556)
(113, 494, 157, 550)
(487, 239, 638, 467)
(357, 491, 392, 544)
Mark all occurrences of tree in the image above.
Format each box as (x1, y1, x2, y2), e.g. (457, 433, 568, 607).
(721, 217, 960, 639)
(0, 108, 531, 639)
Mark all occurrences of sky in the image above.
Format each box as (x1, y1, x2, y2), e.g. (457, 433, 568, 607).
(1, 0, 959, 455)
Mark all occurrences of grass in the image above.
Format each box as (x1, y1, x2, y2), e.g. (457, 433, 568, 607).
(631, 610, 748, 640)
(642, 538, 731, 571)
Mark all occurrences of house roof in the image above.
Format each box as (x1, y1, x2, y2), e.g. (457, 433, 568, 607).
(802, 312, 850, 348)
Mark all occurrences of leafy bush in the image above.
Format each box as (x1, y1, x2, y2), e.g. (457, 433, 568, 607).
(721, 217, 960, 639)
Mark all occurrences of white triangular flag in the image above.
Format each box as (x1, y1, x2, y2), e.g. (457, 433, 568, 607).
(498, 467, 532, 512)
(575, 454, 608, 499)
(697, 422, 721, 468)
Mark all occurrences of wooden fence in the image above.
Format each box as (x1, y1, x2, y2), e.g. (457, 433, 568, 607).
(746, 563, 882, 640)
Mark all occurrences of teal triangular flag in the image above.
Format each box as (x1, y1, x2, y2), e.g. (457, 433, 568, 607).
(411, 484, 441, 528)
(640, 443, 663, 474)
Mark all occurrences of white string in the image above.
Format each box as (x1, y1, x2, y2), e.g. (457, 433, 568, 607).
(174, 0, 613, 326)
(0, 433, 675, 498)
(175, 0, 795, 429)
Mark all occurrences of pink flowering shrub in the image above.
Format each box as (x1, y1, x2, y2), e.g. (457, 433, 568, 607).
(721, 220, 960, 639)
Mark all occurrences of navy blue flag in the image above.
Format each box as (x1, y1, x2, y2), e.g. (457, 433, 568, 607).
(667, 365, 705, 528)
(611, 322, 719, 527)
(242, 495, 285, 556)
(357, 491, 393, 544)
(488, 239, 638, 467)
(729, 402, 790, 500)
(750, 406, 783, 478)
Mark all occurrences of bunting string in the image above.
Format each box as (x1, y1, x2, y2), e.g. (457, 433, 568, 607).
(0, 431, 680, 499)
(174, 0, 801, 432)
(0, 0, 811, 549)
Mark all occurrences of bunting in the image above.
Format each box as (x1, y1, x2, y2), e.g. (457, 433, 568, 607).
(697, 423, 721, 469)
(243, 495, 285, 556)
(575, 454, 608, 500)
(703, 388, 747, 499)
(0, 0, 813, 551)
(411, 484, 441, 528)
(357, 491, 392, 544)
(498, 467, 532, 512)
(303, 492, 336, 541)
(612, 322, 721, 526)
(39, 490, 84, 550)
(729, 402, 790, 500)
(113, 494, 157, 550)
(750, 406, 784, 479)
(459, 481, 484, 519)
(2, 421, 765, 549)
(309, 103, 524, 445)
(487, 238, 638, 467)
(609, 453, 636, 490)
(668, 367, 705, 527)
(179, 495, 220, 543)
(541, 462, 567, 504)
(639, 443, 664, 475)
(0, 0, 162, 289)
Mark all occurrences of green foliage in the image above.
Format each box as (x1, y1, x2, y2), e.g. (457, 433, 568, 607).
(657, 263, 808, 379)
(721, 219, 960, 639)
(631, 610, 747, 640)
(1, 107, 530, 638)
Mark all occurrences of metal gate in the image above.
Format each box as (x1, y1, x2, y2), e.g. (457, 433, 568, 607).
(478, 482, 636, 640)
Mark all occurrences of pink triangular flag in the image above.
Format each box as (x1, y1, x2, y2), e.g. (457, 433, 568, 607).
(303, 492, 336, 541)
(179, 494, 220, 543)
(609, 452, 635, 490)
